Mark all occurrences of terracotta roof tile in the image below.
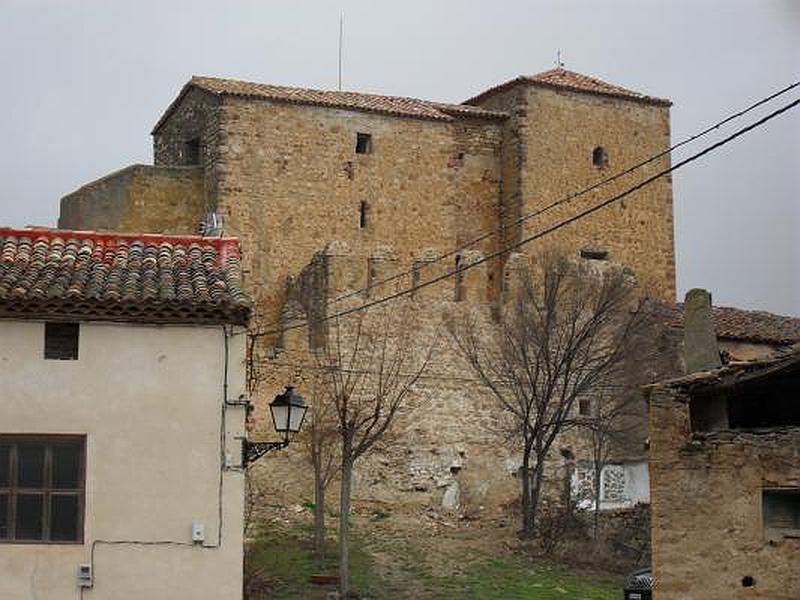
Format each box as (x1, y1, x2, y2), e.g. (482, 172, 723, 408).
(464, 68, 671, 107)
(664, 303, 800, 345)
(0, 228, 250, 325)
(152, 76, 508, 132)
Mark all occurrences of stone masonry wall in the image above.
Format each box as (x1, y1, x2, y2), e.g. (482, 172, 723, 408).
(211, 97, 503, 330)
(249, 245, 674, 520)
(473, 86, 676, 302)
(59, 164, 204, 234)
(153, 86, 223, 213)
(519, 87, 675, 301)
(649, 388, 800, 600)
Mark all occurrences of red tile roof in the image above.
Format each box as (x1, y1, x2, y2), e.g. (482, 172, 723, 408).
(666, 303, 800, 345)
(464, 68, 671, 107)
(152, 76, 508, 133)
(0, 228, 249, 325)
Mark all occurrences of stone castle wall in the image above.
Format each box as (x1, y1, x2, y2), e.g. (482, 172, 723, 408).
(59, 164, 204, 234)
(207, 97, 503, 329)
(473, 86, 675, 301)
(248, 243, 675, 517)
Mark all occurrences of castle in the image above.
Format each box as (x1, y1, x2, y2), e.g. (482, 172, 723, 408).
(61, 68, 675, 318)
(59, 68, 677, 513)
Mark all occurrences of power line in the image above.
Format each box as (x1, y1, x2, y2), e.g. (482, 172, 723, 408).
(270, 79, 800, 330)
(251, 94, 800, 338)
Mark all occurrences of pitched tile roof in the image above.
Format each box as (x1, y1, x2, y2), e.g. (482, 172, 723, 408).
(0, 228, 250, 325)
(152, 76, 508, 132)
(665, 303, 800, 345)
(464, 68, 671, 107)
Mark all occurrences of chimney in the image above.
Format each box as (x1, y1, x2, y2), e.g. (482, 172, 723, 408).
(683, 288, 721, 373)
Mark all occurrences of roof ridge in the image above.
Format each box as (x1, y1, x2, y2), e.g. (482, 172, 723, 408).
(191, 74, 455, 107)
(152, 75, 509, 133)
(464, 67, 671, 107)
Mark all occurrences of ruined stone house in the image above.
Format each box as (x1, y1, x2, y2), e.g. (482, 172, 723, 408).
(58, 67, 680, 513)
(647, 347, 800, 599)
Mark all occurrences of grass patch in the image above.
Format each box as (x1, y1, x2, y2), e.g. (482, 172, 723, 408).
(439, 555, 620, 600)
(248, 522, 621, 600)
(247, 525, 386, 599)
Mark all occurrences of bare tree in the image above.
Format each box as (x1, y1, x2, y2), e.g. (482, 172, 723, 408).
(303, 373, 339, 559)
(315, 307, 431, 598)
(449, 253, 653, 539)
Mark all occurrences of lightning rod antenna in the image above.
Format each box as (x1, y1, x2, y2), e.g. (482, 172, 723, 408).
(338, 12, 344, 91)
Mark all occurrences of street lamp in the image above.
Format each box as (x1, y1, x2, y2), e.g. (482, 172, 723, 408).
(242, 386, 309, 467)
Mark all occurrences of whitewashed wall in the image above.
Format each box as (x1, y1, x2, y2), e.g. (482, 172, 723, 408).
(0, 320, 247, 600)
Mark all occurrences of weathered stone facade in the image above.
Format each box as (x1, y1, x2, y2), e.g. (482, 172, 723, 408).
(59, 164, 204, 234)
(59, 69, 680, 514)
(647, 351, 800, 600)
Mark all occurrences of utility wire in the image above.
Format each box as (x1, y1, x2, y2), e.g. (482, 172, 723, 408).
(265, 79, 800, 333)
(251, 95, 800, 338)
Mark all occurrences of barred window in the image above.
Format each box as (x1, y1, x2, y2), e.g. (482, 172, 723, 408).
(0, 436, 85, 543)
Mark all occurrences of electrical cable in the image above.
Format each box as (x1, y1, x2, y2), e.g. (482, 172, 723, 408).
(254, 79, 800, 335)
(252, 95, 800, 338)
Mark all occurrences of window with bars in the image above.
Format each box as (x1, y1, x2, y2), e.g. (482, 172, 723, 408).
(763, 489, 800, 538)
(0, 436, 85, 543)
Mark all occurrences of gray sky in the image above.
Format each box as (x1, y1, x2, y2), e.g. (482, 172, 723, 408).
(1, 0, 798, 315)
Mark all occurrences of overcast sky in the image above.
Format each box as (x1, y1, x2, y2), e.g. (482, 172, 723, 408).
(1, 0, 797, 315)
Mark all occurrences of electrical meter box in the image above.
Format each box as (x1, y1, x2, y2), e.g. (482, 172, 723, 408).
(78, 564, 93, 588)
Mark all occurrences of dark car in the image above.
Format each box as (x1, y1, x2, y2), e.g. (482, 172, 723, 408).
(623, 567, 652, 600)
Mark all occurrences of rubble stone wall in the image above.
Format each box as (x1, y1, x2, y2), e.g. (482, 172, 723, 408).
(649, 388, 800, 600)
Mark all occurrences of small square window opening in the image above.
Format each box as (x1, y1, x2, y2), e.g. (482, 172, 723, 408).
(579, 397, 592, 416)
(592, 146, 608, 169)
(184, 138, 201, 165)
(355, 133, 372, 154)
(44, 323, 79, 360)
(763, 489, 800, 538)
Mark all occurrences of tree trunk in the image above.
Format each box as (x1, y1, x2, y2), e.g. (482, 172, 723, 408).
(519, 444, 534, 538)
(339, 454, 354, 598)
(314, 459, 326, 559)
(529, 457, 546, 539)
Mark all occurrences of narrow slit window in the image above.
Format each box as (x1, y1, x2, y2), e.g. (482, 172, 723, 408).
(44, 323, 79, 360)
(592, 146, 608, 168)
(355, 132, 372, 154)
(359, 201, 368, 229)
